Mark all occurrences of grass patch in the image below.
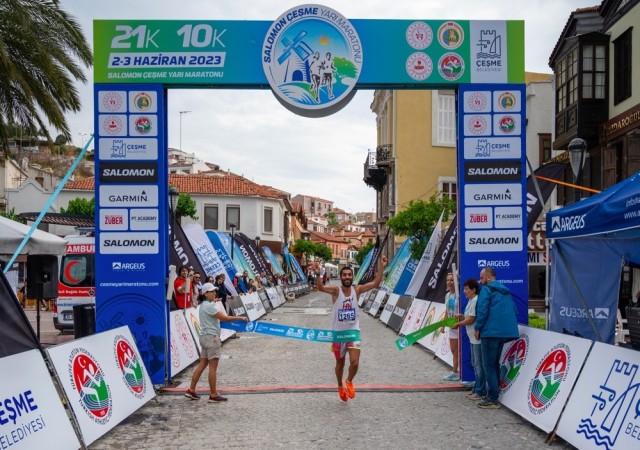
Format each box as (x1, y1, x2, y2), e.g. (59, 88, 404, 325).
(528, 313, 546, 330)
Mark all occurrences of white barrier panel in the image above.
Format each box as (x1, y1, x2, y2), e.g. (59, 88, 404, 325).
(556, 342, 640, 449)
(0, 349, 80, 450)
(399, 299, 430, 336)
(184, 306, 235, 348)
(417, 302, 453, 366)
(357, 290, 370, 307)
(240, 293, 264, 321)
(379, 293, 399, 325)
(47, 326, 155, 446)
(498, 326, 592, 433)
(265, 287, 282, 308)
(368, 289, 388, 316)
(169, 310, 199, 378)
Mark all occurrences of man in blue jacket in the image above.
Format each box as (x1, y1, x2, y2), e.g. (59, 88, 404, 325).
(474, 267, 519, 409)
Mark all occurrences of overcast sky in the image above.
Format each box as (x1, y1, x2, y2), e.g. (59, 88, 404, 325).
(60, 0, 590, 214)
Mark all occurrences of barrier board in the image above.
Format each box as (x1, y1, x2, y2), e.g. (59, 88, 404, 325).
(416, 302, 440, 354)
(556, 342, 640, 449)
(183, 306, 235, 351)
(417, 302, 453, 366)
(379, 293, 400, 325)
(0, 349, 81, 450)
(47, 326, 155, 446)
(265, 287, 283, 308)
(168, 309, 199, 377)
(399, 299, 430, 336)
(257, 289, 272, 313)
(497, 326, 592, 433)
(368, 289, 388, 317)
(387, 296, 412, 332)
(240, 292, 266, 321)
(359, 289, 376, 307)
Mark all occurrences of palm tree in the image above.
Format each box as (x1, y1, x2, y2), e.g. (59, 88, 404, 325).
(0, 0, 92, 154)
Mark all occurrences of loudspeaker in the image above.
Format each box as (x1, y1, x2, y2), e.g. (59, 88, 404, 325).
(27, 255, 58, 299)
(627, 304, 640, 350)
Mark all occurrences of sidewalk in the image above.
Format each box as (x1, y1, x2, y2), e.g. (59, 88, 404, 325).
(22, 306, 75, 347)
(90, 289, 575, 450)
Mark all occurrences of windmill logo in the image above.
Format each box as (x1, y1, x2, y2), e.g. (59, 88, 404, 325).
(262, 5, 363, 115)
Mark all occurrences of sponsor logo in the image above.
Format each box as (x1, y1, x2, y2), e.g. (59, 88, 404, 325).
(398, 338, 409, 349)
(100, 232, 159, 254)
(68, 348, 113, 424)
(477, 259, 510, 268)
(464, 160, 522, 182)
(134, 116, 153, 134)
(427, 225, 457, 289)
(438, 52, 464, 81)
(114, 335, 147, 399)
(466, 92, 489, 112)
(175, 315, 196, 358)
(499, 335, 529, 393)
(528, 343, 570, 414)
(465, 207, 493, 229)
(466, 230, 522, 252)
(430, 310, 446, 345)
(559, 307, 609, 320)
(99, 138, 158, 160)
(406, 21, 433, 50)
(101, 92, 124, 112)
(170, 336, 180, 368)
(470, 213, 489, 223)
(306, 329, 315, 340)
(245, 321, 255, 332)
(464, 183, 522, 206)
(497, 92, 517, 111)
(393, 306, 406, 316)
(437, 21, 464, 49)
(495, 206, 523, 228)
(550, 215, 586, 233)
(99, 161, 158, 183)
(99, 185, 158, 208)
(466, 115, 489, 135)
(132, 92, 153, 111)
(476, 29, 502, 68)
(112, 261, 146, 271)
(261, 5, 362, 114)
(406, 52, 433, 81)
(498, 115, 517, 133)
(101, 115, 125, 136)
(130, 209, 159, 231)
(104, 214, 124, 225)
(464, 137, 522, 159)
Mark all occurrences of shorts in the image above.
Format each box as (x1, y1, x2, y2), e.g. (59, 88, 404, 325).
(199, 334, 221, 360)
(449, 328, 459, 339)
(332, 341, 362, 360)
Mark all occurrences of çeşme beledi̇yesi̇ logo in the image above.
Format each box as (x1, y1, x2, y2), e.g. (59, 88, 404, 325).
(262, 5, 362, 113)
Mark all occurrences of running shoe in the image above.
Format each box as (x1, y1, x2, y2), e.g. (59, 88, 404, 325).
(478, 400, 501, 409)
(208, 394, 228, 403)
(443, 373, 460, 381)
(344, 379, 356, 399)
(467, 393, 483, 400)
(338, 387, 349, 402)
(184, 389, 200, 400)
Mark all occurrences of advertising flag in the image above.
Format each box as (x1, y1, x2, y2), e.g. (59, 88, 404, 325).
(170, 221, 205, 275)
(405, 211, 444, 297)
(205, 230, 238, 280)
(526, 162, 567, 233)
(416, 216, 457, 302)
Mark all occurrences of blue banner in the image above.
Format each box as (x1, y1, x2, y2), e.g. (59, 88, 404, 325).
(205, 230, 237, 280)
(354, 248, 373, 285)
(221, 320, 360, 343)
(262, 246, 285, 276)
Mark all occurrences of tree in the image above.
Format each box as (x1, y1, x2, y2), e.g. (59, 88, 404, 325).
(175, 193, 198, 223)
(324, 211, 339, 227)
(314, 243, 333, 261)
(290, 239, 332, 262)
(0, 207, 21, 221)
(387, 194, 456, 260)
(355, 242, 375, 265)
(0, 1, 93, 153)
(61, 197, 94, 216)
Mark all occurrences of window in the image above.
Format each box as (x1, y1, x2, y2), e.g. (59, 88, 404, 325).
(263, 207, 273, 233)
(226, 206, 240, 230)
(539, 134, 552, 163)
(613, 28, 632, 104)
(432, 90, 456, 146)
(439, 177, 457, 202)
(204, 205, 218, 230)
(582, 44, 606, 99)
(556, 48, 578, 112)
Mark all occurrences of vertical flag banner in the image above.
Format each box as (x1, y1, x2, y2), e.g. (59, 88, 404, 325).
(205, 230, 238, 280)
(405, 211, 444, 297)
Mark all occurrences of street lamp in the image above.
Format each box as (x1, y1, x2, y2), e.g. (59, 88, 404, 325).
(179, 110, 191, 151)
(169, 186, 179, 250)
(255, 236, 261, 249)
(229, 223, 237, 261)
(78, 132, 88, 148)
(568, 137, 587, 203)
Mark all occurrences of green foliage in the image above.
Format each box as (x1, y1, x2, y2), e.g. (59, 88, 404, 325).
(355, 242, 375, 265)
(54, 134, 68, 145)
(528, 313, 546, 330)
(324, 211, 339, 227)
(387, 194, 456, 260)
(0, 208, 21, 221)
(175, 193, 198, 222)
(61, 197, 95, 216)
(314, 243, 333, 261)
(291, 239, 332, 261)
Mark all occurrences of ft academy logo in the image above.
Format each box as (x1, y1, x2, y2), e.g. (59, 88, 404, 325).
(499, 334, 529, 393)
(68, 348, 113, 424)
(114, 335, 147, 399)
(262, 5, 362, 116)
(527, 343, 570, 415)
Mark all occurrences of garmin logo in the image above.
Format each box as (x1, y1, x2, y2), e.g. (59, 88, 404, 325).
(465, 184, 521, 206)
(100, 185, 158, 207)
(108, 194, 147, 202)
(551, 215, 586, 233)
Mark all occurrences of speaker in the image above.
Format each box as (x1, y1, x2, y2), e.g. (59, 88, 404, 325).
(627, 304, 640, 350)
(27, 255, 58, 299)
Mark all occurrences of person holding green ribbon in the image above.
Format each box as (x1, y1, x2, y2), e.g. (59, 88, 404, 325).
(442, 273, 460, 381)
(314, 255, 388, 402)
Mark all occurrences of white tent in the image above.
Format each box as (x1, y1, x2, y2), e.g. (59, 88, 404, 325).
(0, 216, 67, 256)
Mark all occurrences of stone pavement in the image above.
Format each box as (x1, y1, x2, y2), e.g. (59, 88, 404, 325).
(90, 287, 575, 450)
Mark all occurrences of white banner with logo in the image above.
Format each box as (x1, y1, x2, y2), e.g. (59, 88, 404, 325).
(47, 326, 155, 446)
(417, 302, 453, 366)
(556, 342, 640, 449)
(498, 326, 592, 433)
(168, 310, 199, 377)
(379, 293, 399, 325)
(183, 306, 235, 349)
(240, 292, 265, 322)
(265, 287, 283, 308)
(0, 350, 80, 450)
(399, 298, 430, 336)
(368, 289, 388, 316)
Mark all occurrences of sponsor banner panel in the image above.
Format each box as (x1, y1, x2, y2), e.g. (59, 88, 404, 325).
(99, 161, 158, 183)
(465, 229, 523, 252)
(100, 231, 159, 254)
(399, 298, 430, 336)
(387, 295, 412, 332)
(168, 310, 199, 378)
(464, 160, 522, 182)
(463, 136, 521, 159)
(359, 288, 376, 308)
(556, 342, 640, 449)
(99, 208, 129, 231)
(379, 293, 399, 324)
(368, 289, 388, 316)
(98, 138, 158, 160)
(499, 326, 592, 433)
(464, 183, 522, 206)
(47, 326, 155, 446)
(99, 184, 159, 207)
(240, 292, 265, 322)
(417, 302, 453, 366)
(129, 208, 159, 231)
(265, 287, 283, 308)
(0, 349, 80, 450)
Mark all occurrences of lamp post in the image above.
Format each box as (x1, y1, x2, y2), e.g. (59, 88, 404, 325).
(229, 223, 237, 262)
(78, 132, 88, 148)
(255, 236, 261, 249)
(568, 137, 587, 203)
(179, 110, 191, 151)
(168, 187, 179, 251)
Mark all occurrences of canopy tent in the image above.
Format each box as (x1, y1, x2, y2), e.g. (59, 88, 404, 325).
(0, 216, 67, 256)
(546, 171, 640, 343)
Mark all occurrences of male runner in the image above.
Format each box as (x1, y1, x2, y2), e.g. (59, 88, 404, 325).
(314, 255, 388, 402)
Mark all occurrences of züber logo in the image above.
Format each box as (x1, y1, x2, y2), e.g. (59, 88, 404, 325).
(499, 334, 529, 393)
(527, 343, 570, 414)
(114, 336, 147, 399)
(68, 348, 113, 424)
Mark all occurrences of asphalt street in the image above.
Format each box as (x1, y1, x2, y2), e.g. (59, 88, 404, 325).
(89, 286, 574, 449)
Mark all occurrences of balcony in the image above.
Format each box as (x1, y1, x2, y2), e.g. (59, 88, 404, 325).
(376, 144, 392, 167)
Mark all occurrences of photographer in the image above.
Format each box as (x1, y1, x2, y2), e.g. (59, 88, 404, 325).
(174, 265, 193, 309)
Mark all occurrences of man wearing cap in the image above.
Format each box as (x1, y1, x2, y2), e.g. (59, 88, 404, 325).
(185, 283, 248, 403)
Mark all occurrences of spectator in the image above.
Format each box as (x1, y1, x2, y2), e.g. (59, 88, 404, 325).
(173, 265, 193, 309)
(442, 273, 460, 381)
(213, 274, 230, 313)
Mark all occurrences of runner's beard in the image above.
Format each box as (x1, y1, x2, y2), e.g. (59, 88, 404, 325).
(341, 279, 353, 287)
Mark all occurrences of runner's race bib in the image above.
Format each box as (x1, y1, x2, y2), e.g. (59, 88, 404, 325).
(338, 308, 356, 322)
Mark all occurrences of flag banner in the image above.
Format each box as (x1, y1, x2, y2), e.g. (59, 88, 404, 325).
(221, 320, 361, 343)
(395, 317, 456, 350)
(236, 232, 271, 275)
(0, 270, 40, 357)
(406, 211, 444, 297)
(233, 233, 262, 277)
(416, 216, 457, 302)
(354, 247, 374, 285)
(170, 221, 206, 276)
(283, 244, 307, 281)
(360, 231, 389, 285)
(526, 162, 567, 233)
(262, 246, 285, 275)
(382, 238, 410, 289)
(205, 230, 238, 280)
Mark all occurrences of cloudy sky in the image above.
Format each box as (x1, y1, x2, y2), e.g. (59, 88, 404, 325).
(60, 0, 590, 213)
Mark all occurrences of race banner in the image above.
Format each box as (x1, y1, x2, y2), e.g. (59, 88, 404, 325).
(354, 247, 374, 285)
(415, 216, 457, 302)
(240, 292, 266, 321)
(368, 289, 389, 317)
(262, 246, 285, 275)
(169, 220, 205, 276)
(526, 162, 568, 234)
(396, 317, 456, 350)
(221, 320, 361, 343)
(417, 302, 453, 367)
(235, 232, 270, 276)
(283, 244, 305, 282)
(205, 230, 238, 280)
(399, 298, 431, 336)
(405, 211, 444, 297)
(168, 310, 199, 378)
(379, 293, 400, 325)
(387, 295, 412, 332)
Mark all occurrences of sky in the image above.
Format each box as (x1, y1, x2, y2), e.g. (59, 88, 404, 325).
(59, 0, 591, 214)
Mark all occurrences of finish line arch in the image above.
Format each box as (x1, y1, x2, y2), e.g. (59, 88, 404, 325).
(93, 4, 527, 383)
